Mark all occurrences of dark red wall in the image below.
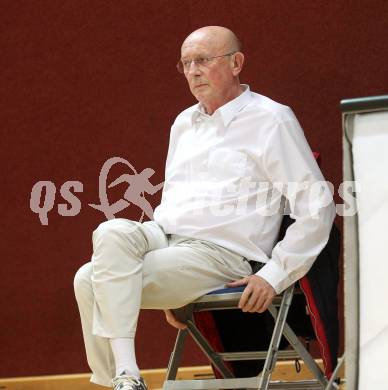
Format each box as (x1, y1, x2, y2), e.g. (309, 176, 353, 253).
(1, 0, 388, 378)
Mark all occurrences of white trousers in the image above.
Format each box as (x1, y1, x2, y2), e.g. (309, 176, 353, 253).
(74, 218, 252, 387)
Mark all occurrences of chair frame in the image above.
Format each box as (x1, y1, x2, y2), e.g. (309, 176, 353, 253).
(163, 284, 334, 390)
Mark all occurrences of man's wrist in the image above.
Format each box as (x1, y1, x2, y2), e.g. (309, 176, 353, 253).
(256, 260, 291, 294)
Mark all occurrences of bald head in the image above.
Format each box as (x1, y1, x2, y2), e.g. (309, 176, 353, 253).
(179, 26, 244, 115)
(181, 26, 242, 54)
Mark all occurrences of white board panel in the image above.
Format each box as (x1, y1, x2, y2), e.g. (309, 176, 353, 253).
(352, 111, 388, 389)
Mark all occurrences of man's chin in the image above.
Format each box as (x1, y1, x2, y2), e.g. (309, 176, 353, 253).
(192, 88, 210, 100)
(191, 84, 208, 93)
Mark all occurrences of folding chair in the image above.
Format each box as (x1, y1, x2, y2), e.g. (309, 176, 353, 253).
(162, 149, 339, 389)
(163, 283, 333, 390)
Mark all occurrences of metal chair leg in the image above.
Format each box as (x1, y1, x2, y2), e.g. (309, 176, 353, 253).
(259, 285, 294, 389)
(186, 319, 235, 379)
(166, 329, 189, 380)
(279, 320, 327, 388)
(324, 354, 344, 390)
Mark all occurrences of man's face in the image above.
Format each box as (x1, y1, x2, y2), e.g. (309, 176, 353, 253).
(180, 35, 235, 112)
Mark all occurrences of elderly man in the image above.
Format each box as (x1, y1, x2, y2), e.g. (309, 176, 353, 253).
(74, 26, 335, 390)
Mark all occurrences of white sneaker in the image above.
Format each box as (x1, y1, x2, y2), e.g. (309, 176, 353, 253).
(112, 372, 147, 390)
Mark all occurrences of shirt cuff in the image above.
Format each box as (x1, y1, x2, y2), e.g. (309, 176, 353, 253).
(256, 260, 292, 294)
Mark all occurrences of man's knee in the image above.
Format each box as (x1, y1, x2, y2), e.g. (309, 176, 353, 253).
(92, 218, 149, 264)
(92, 219, 140, 244)
(93, 219, 124, 242)
(74, 262, 92, 299)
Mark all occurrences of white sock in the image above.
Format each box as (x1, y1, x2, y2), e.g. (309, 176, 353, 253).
(109, 337, 140, 378)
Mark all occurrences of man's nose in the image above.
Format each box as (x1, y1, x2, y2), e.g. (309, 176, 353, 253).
(187, 60, 202, 75)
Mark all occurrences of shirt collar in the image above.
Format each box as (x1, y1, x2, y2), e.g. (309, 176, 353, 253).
(191, 84, 252, 127)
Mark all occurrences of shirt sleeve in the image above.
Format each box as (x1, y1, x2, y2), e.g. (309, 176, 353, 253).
(256, 110, 336, 294)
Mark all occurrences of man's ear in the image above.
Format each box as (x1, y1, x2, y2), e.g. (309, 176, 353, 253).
(231, 52, 244, 76)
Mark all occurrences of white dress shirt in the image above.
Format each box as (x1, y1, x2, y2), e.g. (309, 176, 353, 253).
(153, 85, 335, 293)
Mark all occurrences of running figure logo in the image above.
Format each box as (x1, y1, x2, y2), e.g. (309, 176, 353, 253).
(89, 157, 163, 220)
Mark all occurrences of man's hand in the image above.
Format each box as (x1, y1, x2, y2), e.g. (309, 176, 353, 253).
(226, 275, 276, 313)
(164, 309, 187, 330)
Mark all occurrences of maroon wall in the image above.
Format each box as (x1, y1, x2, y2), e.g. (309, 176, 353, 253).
(1, 0, 388, 378)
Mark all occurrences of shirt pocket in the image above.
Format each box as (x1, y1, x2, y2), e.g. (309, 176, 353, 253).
(207, 148, 247, 180)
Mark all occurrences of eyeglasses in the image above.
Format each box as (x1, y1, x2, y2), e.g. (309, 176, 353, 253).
(176, 51, 237, 74)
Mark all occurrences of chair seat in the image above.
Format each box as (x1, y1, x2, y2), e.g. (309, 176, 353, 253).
(193, 285, 283, 308)
(206, 286, 246, 295)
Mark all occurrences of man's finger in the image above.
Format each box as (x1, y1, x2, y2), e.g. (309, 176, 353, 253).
(254, 290, 276, 313)
(173, 321, 187, 330)
(238, 285, 252, 309)
(226, 277, 248, 287)
(252, 295, 267, 313)
(248, 294, 264, 313)
(242, 290, 259, 312)
(164, 310, 187, 329)
(170, 318, 186, 329)
(172, 320, 186, 329)
(258, 296, 273, 313)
